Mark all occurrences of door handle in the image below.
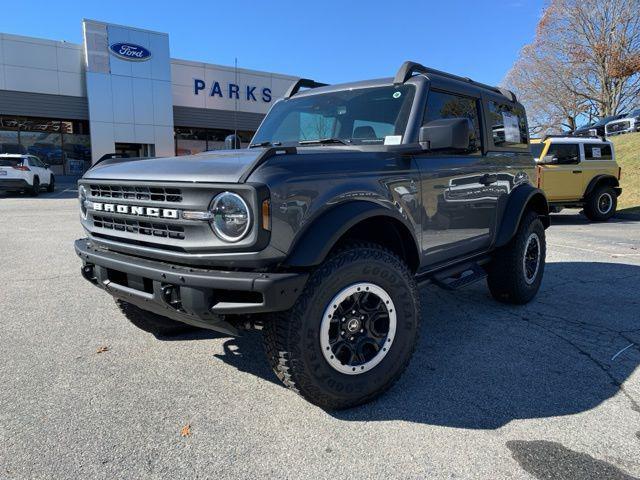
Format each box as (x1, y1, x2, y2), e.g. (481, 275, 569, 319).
(572, 170, 582, 174)
(479, 174, 498, 185)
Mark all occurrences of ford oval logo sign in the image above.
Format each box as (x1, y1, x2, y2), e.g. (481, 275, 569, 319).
(109, 43, 152, 62)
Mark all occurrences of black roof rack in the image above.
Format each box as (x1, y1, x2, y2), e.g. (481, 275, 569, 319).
(284, 78, 328, 99)
(394, 61, 517, 102)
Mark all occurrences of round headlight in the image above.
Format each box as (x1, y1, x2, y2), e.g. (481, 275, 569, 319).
(210, 192, 251, 242)
(79, 185, 88, 220)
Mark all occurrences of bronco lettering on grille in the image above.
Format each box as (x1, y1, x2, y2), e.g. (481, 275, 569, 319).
(92, 202, 179, 219)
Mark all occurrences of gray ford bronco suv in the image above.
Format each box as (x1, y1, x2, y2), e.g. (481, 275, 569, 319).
(76, 61, 549, 409)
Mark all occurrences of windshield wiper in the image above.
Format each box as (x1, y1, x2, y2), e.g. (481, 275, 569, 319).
(249, 141, 281, 148)
(298, 138, 348, 146)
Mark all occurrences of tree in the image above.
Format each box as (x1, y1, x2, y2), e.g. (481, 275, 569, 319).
(504, 0, 640, 134)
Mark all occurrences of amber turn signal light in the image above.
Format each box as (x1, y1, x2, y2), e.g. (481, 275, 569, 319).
(262, 199, 271, 231)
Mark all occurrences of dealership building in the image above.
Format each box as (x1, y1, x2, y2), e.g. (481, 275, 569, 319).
(0, 19, 298, 175)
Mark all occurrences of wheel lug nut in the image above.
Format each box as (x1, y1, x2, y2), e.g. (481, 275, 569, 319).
(352, 310, 356, 314)
(360, 329, 364, 333)
(350, 336, 354, 341)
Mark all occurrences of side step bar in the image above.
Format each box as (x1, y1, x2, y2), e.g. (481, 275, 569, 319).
(431, 262, 487, 291)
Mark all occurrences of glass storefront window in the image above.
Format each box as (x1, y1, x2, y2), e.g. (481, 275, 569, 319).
(175, 127, 208, 155)
(20, 118, 65, 175)
(62, 120, 92, 175)
(0, 116, 91, 175)
(0, 116, 23, 154)
(175, 127, 255, 155)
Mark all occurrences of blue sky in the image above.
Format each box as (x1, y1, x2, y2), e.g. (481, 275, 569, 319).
(1, 0, 545, 86)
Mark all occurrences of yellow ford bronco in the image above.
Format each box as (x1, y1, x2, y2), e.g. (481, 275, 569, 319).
(531, 135, 621, 221)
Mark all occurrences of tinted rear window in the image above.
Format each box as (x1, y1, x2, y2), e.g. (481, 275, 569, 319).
(488, 101, 529, 148)
(0, 158, 23, 167)
(584, 143, 612, 160)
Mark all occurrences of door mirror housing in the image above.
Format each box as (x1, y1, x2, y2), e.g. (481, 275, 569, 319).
(43, 163, 50, 169)
(224, 134, 242, 150)
(419, 118, 472, 151)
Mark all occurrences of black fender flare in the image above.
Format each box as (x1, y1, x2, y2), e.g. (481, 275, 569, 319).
(584, 174, 620, 199)
(284, 200, 420, 268)
(494, 185, 550, 248)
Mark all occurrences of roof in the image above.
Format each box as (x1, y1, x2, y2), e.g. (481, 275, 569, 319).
(0, 153, 28, 157)
(292, 78, 394, 98)
(533, 136, 612, 145)
(288, 61, 518, 105)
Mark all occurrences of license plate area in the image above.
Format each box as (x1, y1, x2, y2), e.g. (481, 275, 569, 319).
(106, 268, 153, 294)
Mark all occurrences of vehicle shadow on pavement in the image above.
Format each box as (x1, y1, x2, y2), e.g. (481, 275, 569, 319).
(0, 188, 79, 200)
(213, 261, 640, 426)
(550, 212, 639, 225)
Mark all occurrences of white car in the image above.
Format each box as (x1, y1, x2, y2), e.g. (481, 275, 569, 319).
(605, 108, 640, 136)
(0, 154, 55, 195)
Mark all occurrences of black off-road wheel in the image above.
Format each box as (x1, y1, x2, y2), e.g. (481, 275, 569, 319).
(47, 175, 55, 193)
(584, 185, 617, 221)
(30, 177, 40, 197)
(487, 211, 546, 305)
(263, 244, 420, 410)
(116, 300, 195, 336)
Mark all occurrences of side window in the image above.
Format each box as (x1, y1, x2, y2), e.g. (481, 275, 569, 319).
(584, 143, 612, 160)
(30, 156, 41, 167)
(488, 101, 528, 148)
(547, 144, 580, 164)
(423, 90, 482, 154)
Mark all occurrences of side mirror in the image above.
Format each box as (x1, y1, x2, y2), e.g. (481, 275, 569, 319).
(542, 155, 558, 164)
(44, 163, 50, 169)
(419, 118, 472, 151)
(224, 134, 242, 150)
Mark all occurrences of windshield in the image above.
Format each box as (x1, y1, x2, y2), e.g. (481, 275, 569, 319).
(251, 85, 415, 147)
(594, 115, 619, 126)
(530, 143, 544, 159)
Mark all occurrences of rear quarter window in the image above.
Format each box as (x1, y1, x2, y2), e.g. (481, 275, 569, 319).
(584, 143, 613, 160)
(488, 101, 529, 149)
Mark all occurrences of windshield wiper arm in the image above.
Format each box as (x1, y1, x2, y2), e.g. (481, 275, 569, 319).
(249, 141, 281, 148)
(298, 138, 348, 146)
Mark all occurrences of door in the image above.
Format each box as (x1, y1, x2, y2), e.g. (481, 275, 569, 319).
(30, 156, 51, 184)
(540, 143, 583, 201)
(415, 90, 499, 266)
(27, 156, 45, 184)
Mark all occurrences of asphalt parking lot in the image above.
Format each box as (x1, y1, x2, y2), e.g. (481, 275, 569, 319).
(1, 186, 639, 480)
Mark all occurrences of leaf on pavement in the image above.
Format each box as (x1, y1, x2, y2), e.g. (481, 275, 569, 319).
(96, 346, 109, 354)
(180, 423, 192, 437)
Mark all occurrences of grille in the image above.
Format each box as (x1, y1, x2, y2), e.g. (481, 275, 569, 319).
(89, 184, 183, 203)
(93, 215, 186, 240)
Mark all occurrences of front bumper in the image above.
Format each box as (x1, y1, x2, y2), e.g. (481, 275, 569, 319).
(0, 178, 29, 190)
(75, 239, 308, 335)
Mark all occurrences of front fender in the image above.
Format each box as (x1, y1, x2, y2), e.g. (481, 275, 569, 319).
(494, 185, 549, 248)
(284, 200, 418, 267)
